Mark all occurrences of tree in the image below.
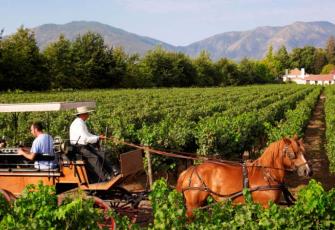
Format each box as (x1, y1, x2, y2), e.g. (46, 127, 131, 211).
(0, 28, 3, 40)
(290, 46, 317, 74)
(274, 45, 290, 75)
(119, 52, 145, 88)
(193, 51, 217, 86)
(0, 27, 48, 91)
(106, 47, 128, 88)
(139, 46, 177, 87)
(215, 58, 239, 86)
(321, 63, 335, 74)
(313, 48, 327, 74)
(170, 52, 196, 87)
(138, 46, 196, 87)
(325, 36, 335, 64)
(239, 58, 275, 84)
(262, 45, 281, 77)
(71, 32, 112, 88)
(43, 34, 76, 89)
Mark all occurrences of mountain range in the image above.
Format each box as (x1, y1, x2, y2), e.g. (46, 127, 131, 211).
(30, 20, 335, 60)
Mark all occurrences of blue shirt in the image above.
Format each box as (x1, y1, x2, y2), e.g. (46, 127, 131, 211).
(31, 134, 57, 169)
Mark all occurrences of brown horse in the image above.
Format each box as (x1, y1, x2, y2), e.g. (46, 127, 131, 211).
(176, 135, 312, 217)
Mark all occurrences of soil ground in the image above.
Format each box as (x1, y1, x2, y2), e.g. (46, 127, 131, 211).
(286, 93, 335, 194)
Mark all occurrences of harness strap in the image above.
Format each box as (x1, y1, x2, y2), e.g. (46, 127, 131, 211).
(183, 183, 295, 205)
(242, 162, 249, 189)
(281, 184, 296, 205)
(182, 164, 296, 206)
(186, 165, 210, 193)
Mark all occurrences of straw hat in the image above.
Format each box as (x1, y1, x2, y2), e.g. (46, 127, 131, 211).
(74, 106, 95, 115)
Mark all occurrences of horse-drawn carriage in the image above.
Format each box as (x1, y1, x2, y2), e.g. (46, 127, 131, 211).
(0, 102, 314, 226)
(0, 102, 150, 227)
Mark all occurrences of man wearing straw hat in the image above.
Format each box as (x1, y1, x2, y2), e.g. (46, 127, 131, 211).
(70, 106, 117, 182)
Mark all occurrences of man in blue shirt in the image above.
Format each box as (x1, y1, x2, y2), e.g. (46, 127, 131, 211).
(18, 121, 57, 169)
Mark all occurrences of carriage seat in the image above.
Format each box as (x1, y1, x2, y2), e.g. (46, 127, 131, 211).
(53, 136, 80, 161)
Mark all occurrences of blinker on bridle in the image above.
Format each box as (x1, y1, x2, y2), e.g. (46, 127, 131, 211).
(283, 144, 308, 171)
(283, 145, 296, 159)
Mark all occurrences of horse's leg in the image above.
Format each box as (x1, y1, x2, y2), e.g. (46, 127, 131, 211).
(186, 202, 198, 218)
(252, 190, 281, 208)
(184, 191, 209, 217)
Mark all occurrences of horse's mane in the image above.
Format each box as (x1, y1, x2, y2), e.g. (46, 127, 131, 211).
(248, 137, 302, 177)
(248, 139, 284, 175)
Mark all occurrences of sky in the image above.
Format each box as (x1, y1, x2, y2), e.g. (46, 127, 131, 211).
(1, 0, 335, 46)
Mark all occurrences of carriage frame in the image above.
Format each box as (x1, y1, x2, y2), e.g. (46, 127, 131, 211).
(0, 102, 148, 225)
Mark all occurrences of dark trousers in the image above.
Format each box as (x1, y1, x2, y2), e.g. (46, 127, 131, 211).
(75, 144, 113, 182)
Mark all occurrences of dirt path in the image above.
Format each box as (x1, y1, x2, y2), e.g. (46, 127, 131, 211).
(286, 93, 335, 192)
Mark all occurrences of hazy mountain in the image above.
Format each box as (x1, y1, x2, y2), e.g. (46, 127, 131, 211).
(29, 21, 335, 60)
(32, 21, 176, 54)
(182, 21, 335, 60)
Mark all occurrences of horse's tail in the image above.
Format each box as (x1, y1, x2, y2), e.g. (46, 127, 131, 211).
(176, 167, 192, 192)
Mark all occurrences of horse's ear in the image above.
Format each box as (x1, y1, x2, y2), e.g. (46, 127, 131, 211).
(283, 137, 291, 144)
(293, 134, 299, 141)
(298, 138, 304, 146)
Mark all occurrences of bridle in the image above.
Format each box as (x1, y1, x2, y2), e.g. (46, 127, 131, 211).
(282, 143, 309, 173)
(260, 143, 309, 184)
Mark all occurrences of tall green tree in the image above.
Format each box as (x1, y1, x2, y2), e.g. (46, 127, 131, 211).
(262, 45, 281, 77)
(290, 46, 317, 73)
(0, 27, 48, 90)
(274, 45, 290, 75)
(237, 58, 253, 84)
(193, 51, 218, 86)
(120, 53, 143, 88)
(239, 58, 274, 84)
(139, 46, 177, 87)
(215, 58, 239, 86)
(105, 47, 128, 88)
(139, 46, 196, 87)
(71, 32, 112, 88)
(313, 48, 327, 74)
(170, 52, 196, 87)
(325, 36, 335, 64)
(43, 34, 76, 89)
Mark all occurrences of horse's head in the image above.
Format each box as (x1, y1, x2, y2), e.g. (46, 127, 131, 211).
(282, 135, 313, 177)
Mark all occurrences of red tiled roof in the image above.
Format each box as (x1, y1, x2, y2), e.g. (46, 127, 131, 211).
(304, 74, 334, 81)
(289, 68, 301, 75)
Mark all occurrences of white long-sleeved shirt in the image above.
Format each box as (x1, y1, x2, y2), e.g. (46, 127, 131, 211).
(69, 117, 99, 145)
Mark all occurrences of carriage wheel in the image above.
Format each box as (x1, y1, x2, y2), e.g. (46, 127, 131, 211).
(85, 187, 152, 225)
(57, 194, 116, 230)
(0, 189, 16, 203)
(99, 187, 152, 225)
(90, 196, 116, 230)
(109, 186, 134, 209)
(95, 186, 148, 209)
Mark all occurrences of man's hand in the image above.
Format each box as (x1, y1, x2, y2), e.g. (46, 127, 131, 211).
(17, 148, 35, 160)
(99, 134, 106, 140)
(17, 148, 25, 155)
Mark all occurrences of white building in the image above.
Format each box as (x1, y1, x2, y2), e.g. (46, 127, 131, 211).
(283, 68, 335, 85)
